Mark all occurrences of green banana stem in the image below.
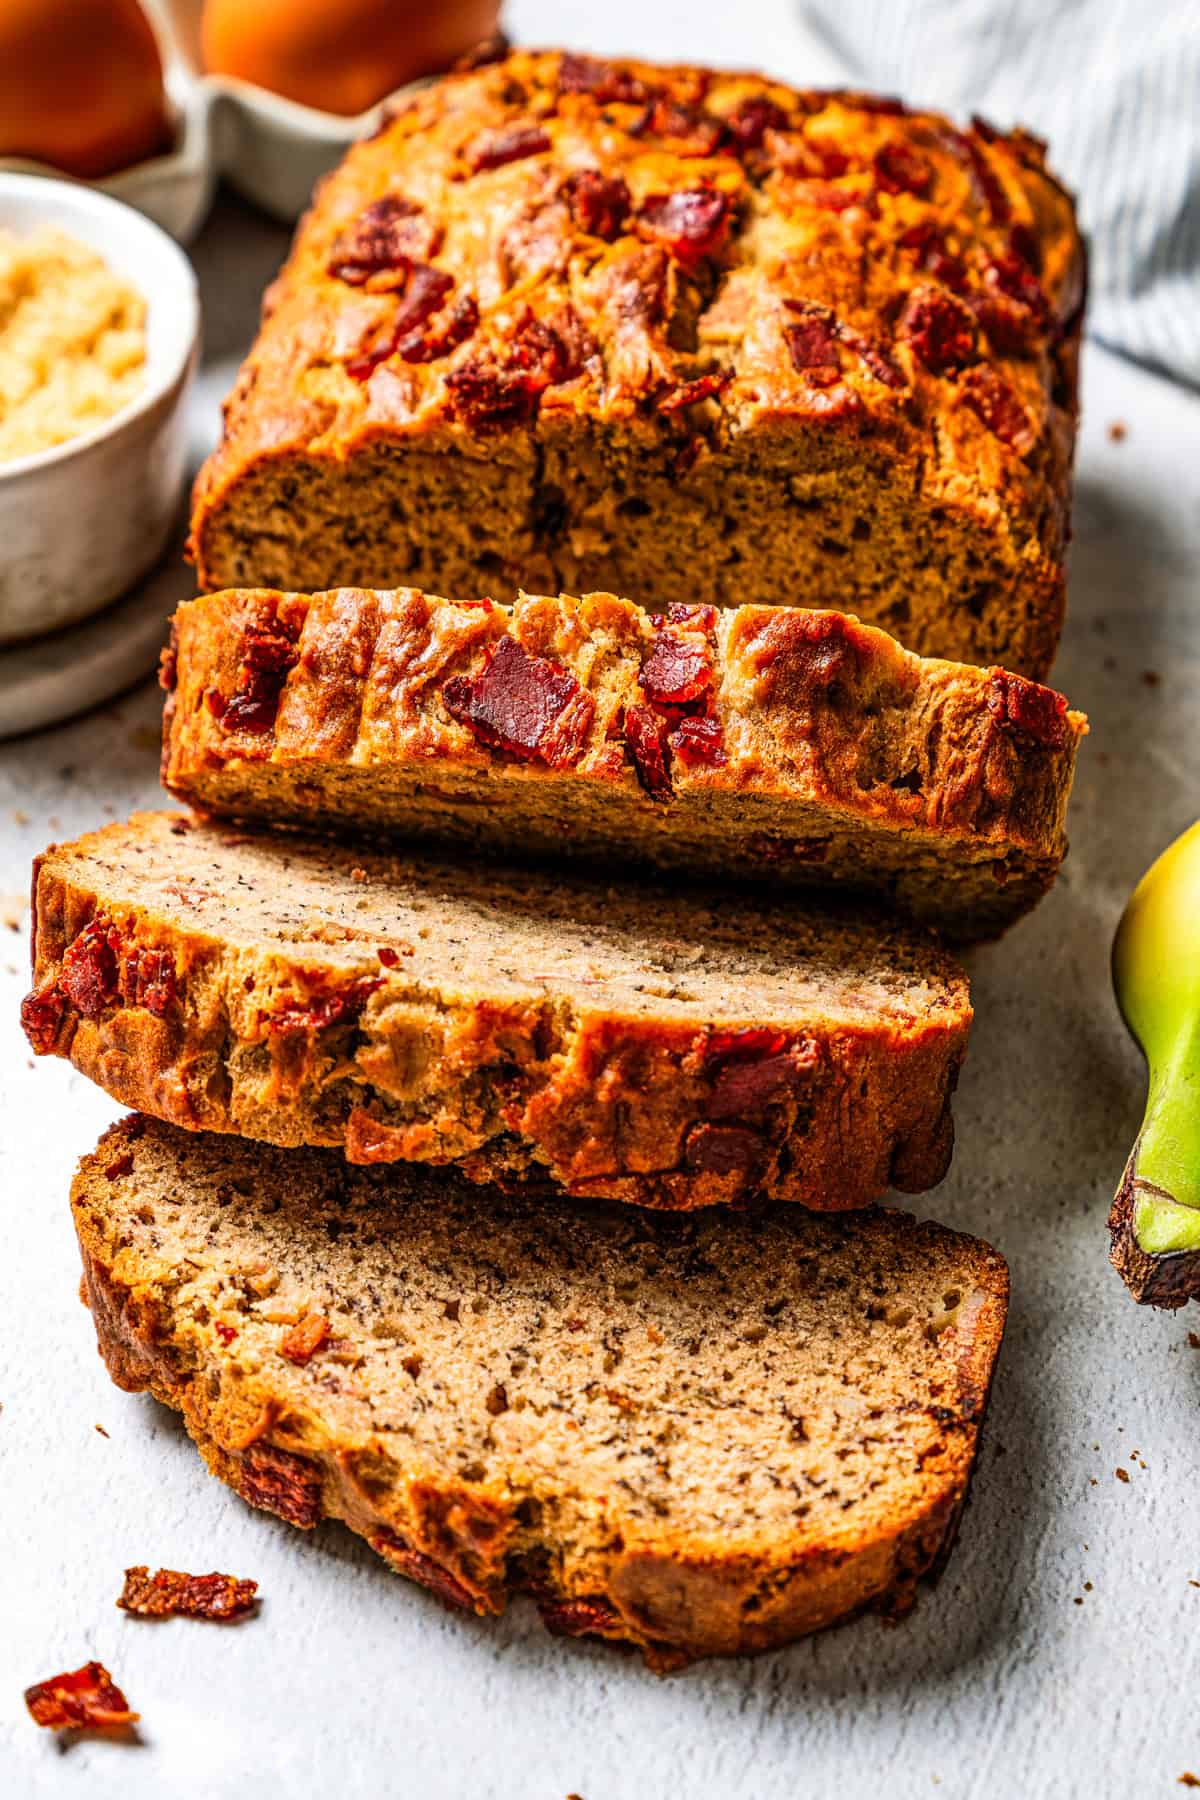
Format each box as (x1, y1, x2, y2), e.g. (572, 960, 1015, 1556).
(1110, 820, 1200, 1305)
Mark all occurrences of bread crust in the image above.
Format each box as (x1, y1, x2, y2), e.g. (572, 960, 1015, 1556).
(24, 812, 971, 1212)
(161, 588, 1086, 940)
(188, 50, 1083, 677)
(72, 1115, 1010, 1670)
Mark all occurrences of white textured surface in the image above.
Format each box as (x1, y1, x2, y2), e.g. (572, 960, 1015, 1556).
(2, 7, 1200, 1791)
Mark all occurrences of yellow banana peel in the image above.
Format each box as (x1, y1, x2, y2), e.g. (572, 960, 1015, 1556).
(1109, 820, 1200, 1305)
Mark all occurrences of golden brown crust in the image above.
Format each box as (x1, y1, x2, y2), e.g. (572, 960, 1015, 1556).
(72, 1115, 1010, 1670)
(188, 50, 1083, 675)
(23, 812, 971, 1212)
(161, 588, 1086, 940)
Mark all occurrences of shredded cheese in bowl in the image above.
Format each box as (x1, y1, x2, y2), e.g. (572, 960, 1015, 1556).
(0, 226, 147, 464)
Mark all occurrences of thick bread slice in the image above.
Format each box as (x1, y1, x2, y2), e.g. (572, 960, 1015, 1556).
(23, 812, 971, 1212)
(73, 1116, 1010, 1670)
(161, 588, 1086, 941)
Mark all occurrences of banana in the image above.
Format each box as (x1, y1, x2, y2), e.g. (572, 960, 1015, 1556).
(1109, 819, 1200, 1306)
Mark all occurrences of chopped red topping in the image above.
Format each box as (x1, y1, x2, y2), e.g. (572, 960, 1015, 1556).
(237, 1443, 323, 1528)
(835, 322, 906, 388)
(346, 264, 458, 380)
(377, 945, 399, 967)
(25, 1662, 138, 1732)
(973, 252, 1051, 353)
(639, 629, 714, 708)
(625, 703, 672, 797)
(874, 140, 933, 196)
(962, 365, 1031, 447)
(645, 97, 727, 157)
(670, 714, 727, 768)
(220, 623, 299, 734)
(557, 53, 649, 105)
(945, 126, 1011, 223)
(538, 1593, 621, 1638)
(560, 168, 630, 240)
(373, 1530, 479, 1612)
(684, 1122, 766, 1174)
(280, 1313, 331, 1365)
(782, 301, 841, 382)
(898, 286, 978, 372)
(468, 124, 552, 173)
(704, 1026, 788, 1065)
(750, 608, 858, 694)
(118, 1565, 259, 1622)
(327, 195, 440, 287)
(898, 221, 969, 293)
(657, 370, 731, 413)
(214, 1322, 238, 1345)
(986, 671, 1069, 746)
(665, 603, 718, 632)
(637, 187, 730, 266)
(708, 1046, 815, 1119)
(394, 293, 479, 366)
(442, 634, 596, 768)
(266, 976, 382, 1034)
(1007, 220, 1042, 273)
(20, 984, 66, 1053)
(444, 357, 543, 430)
(725, 95, 790, 151)
(119, 945, 176, 1018)
(60, 918, 120, 1018)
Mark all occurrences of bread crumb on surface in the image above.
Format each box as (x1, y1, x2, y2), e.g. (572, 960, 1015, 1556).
(1107, 420, 1127, 442)
(1115, 1468, 1130, 1483)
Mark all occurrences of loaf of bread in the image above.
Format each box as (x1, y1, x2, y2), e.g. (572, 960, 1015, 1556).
(23, 811, 971, 1211)
(74, 1115, 1009, 1670)
(162, 586, 1086, 939)
(188, 49, 1084, 677)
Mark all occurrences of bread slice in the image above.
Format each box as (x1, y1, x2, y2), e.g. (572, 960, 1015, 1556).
(73, 1115, 1009, 1670)
(161, 588, 1086, 941)
(23, 812, 970, 1212)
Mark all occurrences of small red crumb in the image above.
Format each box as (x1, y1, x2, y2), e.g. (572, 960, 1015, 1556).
(214, 1322, 238, 1345)
(1107, 420, 1127, 442)
(118, 1565, 259, 1621)
(1116, 1467, 1130, 1483)
(377, 946, 399, 967)
(25, 1662, 138, 1732)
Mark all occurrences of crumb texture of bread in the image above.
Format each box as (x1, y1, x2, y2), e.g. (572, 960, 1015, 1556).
(162, 587, 1086, 939)
(188, 50, 1084, 677)
(72, 1116, 1010, 1670)
(23, 811, 971, 1212)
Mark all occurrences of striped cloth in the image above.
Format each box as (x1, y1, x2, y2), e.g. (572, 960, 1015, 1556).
(797, 0, 1200, 387)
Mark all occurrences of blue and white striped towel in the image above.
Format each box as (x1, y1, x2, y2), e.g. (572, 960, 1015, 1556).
(797, 0, 1200, 388)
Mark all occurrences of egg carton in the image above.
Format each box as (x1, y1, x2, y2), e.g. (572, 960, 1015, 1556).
(0, 0, 431, 241)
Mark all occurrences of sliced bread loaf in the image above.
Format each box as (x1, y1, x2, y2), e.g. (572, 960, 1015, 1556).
(161, 587, 1086, 940)
(73, 1115, 1009, 1670)
(23, 812, 970, 1211)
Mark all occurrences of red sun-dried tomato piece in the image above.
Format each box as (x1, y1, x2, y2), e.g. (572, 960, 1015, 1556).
(625, 703, 672, 797)
(683, 1121, 766, 1174)
(657, 370, 731, 413)
(327, 195, 440, 287)
(117, 1565, 259, 1622)
(898, 286, 978, 372)
(442, 634, 596, 767)
(644, 97, 727, 157)
(373, 1530, 479, 1612)
(557, 53, 649, 105)
(266, 976, 382, 1034)
(962, 365, 1031, 448)
(444, 359, 541, 430)
(560, 168, 630, 240)
(119, 944, 177, 1018)
(708, 1046, 815, 1119)
(985, 671, 1068, 747)
(538, 1594, 621, 1638)
(237, 1443, 323, 1528)
(469, 124, 552, 173)
(20, 984, 66, 1053)
(782, 301, 841, 382)
(704, 1025, 788, 1065)
(639, 629, 714, 708)
(874, 140, 933, 196)
(670, 714, 727, 768)
(60, 918, 120, 1018)
(725, 95, 790, 151)
(279, 1313, 331, 1365)
(25, 1662, 138, 1732)
(395, 293, 479, 366)
(898, 221, 968, 293)
(944, 126, 1010, 223)
(637, 187, 730, 266)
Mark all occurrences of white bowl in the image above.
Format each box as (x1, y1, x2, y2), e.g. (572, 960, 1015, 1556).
(0, 174, 199, 646)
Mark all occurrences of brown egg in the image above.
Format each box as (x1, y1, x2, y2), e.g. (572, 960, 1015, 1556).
(0, 0, 170, 178)
(202, 0, 502, 116)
